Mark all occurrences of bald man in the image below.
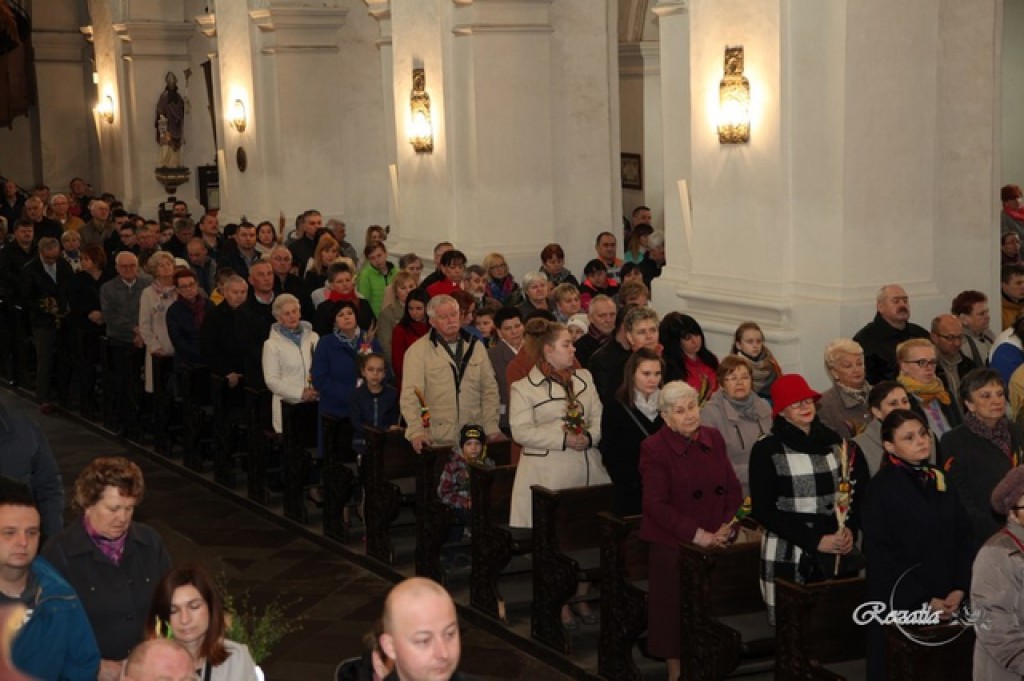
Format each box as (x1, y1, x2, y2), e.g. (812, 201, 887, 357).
(378, 578, 470, 681)
(853, 284, 929, 384)
(931, 314, 974, 415)
(121, 639, 194, 681)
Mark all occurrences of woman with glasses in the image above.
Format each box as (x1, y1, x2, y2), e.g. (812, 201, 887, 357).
(700, 355, 773, 496)
(749, 374, 869, 624)
(481, 252, 522, 306)
(942, 368, 1024, 552)
(896, 338, 961, 438)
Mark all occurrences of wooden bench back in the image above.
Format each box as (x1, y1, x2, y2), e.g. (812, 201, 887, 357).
(680, 540, 763, 618)
(469, 462, 516, 527)
(281, 400, 319, 448)
(598, 513, 647, 582)
(532, 484, 616, 552)
(321, 414, 357, 464)
(776, 576, 866, 665)
(365, 427, 419, 480)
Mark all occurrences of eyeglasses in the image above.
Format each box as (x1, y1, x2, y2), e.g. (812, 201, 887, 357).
(904, 359, 938, 368)
(1011, 505, 1024, 511)
(934, 334, 962, 343)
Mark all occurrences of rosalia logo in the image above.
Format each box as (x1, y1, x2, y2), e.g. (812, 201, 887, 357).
(851, 564, 979, 646)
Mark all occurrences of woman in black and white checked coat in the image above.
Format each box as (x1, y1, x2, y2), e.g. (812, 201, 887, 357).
(749, 374, 870, 623)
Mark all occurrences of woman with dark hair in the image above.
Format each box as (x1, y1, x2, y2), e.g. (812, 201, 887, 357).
(538, 243, 578, 287)
(660, 312, 719, 399)
(700, 354, 772, 495)
(166, 269, 212, 368)
(390, 288, 430, 387)
(146, 564, 259, 680)
(255, 220, 278, 256)
(862, 409, 972, 681)
(731, 321, 782, 400)
(42, 457, 171, 678)
(941, 368, 1024, 552)
(599, 348, 664, 515)
(313, 299, 385, 428)
(624, 223, 653, 265)
(852, 381, 912, 475)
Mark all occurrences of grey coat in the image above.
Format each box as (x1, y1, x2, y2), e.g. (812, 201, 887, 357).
(972, 522, 1024, 681)
(699, 390, 771, 496)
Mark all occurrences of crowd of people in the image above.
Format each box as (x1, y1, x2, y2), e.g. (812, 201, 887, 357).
(6, 176, 1024, 679)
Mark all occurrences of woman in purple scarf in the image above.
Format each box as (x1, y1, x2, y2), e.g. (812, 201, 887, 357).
(42, 457, 171, 681)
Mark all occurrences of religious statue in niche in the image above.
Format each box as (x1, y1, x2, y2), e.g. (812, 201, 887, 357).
(155, 71, 186, 168)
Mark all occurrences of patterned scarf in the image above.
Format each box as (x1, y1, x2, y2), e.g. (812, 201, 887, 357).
(885, 453, 946, 491)
(333, 327, 361, 351)
(964, 410, 1014, 461)
(739, 348, 780, 394)
(83, 515, 127, 565)
(898, 374, 951, 406)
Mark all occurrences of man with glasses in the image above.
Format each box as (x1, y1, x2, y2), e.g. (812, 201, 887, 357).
(896, 338, 962, 438)
(853, 283, 930, 384)
(931, 314, 974, 416)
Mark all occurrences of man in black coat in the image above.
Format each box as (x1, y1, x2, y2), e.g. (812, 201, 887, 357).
(21, 237, 74, 412)
(235, 261, 277, 390)
(268, 245, 314, 320)
(853, 284, 929, 385)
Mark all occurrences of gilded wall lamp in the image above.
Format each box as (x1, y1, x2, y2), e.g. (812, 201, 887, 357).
(97, 95, 115, 124)
(230, 99, 247, 133)
(409, 67, 434, 153)
(717, 46, 750, 144)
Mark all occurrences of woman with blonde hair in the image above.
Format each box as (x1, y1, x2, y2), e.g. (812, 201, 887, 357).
(304, 234, 341, 292)
(817, 338, 871, 438)
(138, 251, 178, 393)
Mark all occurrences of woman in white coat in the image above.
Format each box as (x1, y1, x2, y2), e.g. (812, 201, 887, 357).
(509, 317, 610, 629)
(262, 293, 319, 433)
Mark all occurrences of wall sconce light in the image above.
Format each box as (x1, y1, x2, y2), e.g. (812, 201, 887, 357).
(409, 68, 433, 153)
(230, 99, 247, 133)
(96, 95, 114, 124)
(717, 46, 750, 144)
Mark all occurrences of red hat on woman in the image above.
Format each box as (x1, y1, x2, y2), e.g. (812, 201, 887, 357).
(770, 374, 821, 418)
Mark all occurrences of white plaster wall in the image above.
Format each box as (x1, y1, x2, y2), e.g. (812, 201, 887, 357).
(652, 0, 999, 388)
(87, 0, 127, 199)
(1003, 0, 1024, 187)
(619, 44, 646, 224)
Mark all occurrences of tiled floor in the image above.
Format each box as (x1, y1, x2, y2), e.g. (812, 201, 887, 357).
(3, 388, 580, 680)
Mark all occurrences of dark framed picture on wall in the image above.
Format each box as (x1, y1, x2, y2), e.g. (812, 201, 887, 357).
(621, 153, 642, 190)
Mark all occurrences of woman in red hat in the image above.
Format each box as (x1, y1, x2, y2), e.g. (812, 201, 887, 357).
(749, 373, 870, 624)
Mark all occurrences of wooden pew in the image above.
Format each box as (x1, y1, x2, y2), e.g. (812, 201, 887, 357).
(151, 354, 178, 454)
(211, 373, 248, 487)
(678, 540, 774, 681)
(280, 400, 319, 524)
(469, 443, 530, 622)
(597, 513, 647, 681)
(414, 444, 458, 584)
(774, 576, 867, 681)
(530, 483, 616, 654)
(885, 623, 973, 680)
(321, 414, 357, 543)
(177, 363, 212, 472)
(363, 427, 420, 565)
(244, 387, 274, 505)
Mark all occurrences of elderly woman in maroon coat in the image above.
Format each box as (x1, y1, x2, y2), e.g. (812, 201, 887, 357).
(638, 380, 743, 681)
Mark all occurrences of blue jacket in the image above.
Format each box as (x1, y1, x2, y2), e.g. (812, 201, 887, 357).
(13, 557, 100, 680)
(312, 331, 385, 420)
(350, 383, 401, 454)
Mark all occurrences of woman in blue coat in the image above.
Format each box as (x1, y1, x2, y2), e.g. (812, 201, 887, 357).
(312, 300, 386, 442)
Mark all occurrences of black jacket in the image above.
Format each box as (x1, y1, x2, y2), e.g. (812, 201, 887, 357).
(852, 312, 929, 385)
(599, 398, 662, 515)
(20, 256, 73, 328)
